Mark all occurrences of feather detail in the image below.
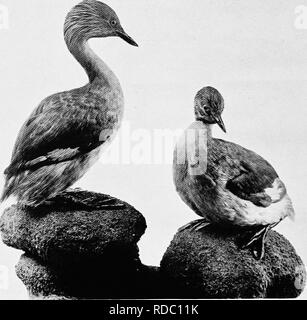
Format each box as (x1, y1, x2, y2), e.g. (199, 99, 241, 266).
(1, 1, 129, 207)
(173, 124, 296, 227)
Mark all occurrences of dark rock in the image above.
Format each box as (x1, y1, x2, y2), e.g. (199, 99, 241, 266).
(16, 254, 77, 299)
(160, 224, 306, 299)
(0, 190, 147, 270)
(136, 265, 168, 299)
(16, 254, 165, 299)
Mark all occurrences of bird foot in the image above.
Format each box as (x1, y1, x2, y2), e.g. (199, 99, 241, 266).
(239, 224, 275, 260)
(42, 190, 125, 211)
(67, 197, 125, 210)
(179, 219, 210, 233)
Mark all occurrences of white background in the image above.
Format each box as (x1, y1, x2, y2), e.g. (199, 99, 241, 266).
(0, 0, 306, 300)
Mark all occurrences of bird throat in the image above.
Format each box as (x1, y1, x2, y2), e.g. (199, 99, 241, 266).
(67, 38, 121, 88)
(186, 121, 210, 176)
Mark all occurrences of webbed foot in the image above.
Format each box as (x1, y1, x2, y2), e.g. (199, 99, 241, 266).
(42, 190, 125, 210)
(239, 222, 279, 260)
(179, 219, 210, 233)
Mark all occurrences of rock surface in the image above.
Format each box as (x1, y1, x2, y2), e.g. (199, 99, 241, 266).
(1, 190, 166, 299)
(0, 190, 146, 270)
(1, 191, 306, 299)
(160, 224, 306, 299)
(16, 254, 164, 299)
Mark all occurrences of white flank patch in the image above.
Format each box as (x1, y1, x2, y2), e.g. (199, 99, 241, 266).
(242, 194, 295, 226)
(264, 178, 285, 202)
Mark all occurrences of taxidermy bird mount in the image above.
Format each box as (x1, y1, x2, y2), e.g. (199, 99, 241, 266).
(173, 86, 295, 260)
(1, 0, 138, 208)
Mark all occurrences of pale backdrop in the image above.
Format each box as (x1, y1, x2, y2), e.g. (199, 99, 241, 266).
(0, 0, 306, 300)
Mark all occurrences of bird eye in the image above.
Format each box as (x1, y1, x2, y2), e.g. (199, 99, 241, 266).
(203, 106, 210, 113)
(110, 19, 117, 27)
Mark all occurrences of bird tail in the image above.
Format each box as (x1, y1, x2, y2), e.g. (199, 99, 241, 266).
(1, 150, 96, 207)
(1, 172, 26, 203)
(267, 179, 295, 222)
(1, 161, 79, 207)
(285, 195, 295, 222)
(1, 179, 11, 202)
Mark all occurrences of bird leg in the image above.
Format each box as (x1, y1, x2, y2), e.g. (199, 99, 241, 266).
(43, 189, 125, 210)
(247, 226, 269, 260)
(240, 222, 279, 260)
(179, 219, 211, 233)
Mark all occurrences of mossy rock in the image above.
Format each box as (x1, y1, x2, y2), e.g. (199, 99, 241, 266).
(160, 224, 306, 299)
(0, 190, 146, 270)
(16, 254, 164, 299)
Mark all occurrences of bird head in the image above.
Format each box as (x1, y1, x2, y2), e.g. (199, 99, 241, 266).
(194, 86, 226, 133)
(64, 0, 138, 47)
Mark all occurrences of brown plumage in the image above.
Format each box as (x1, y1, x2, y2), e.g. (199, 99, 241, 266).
(174, 87, 295, 259)
(1, 0, 138, 207)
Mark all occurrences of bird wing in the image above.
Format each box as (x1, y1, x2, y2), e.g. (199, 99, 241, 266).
(224, 152, 286, 208)
(5, 93, 112, 176)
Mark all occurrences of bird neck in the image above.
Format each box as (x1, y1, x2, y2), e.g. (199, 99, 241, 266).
(184, 121, 211, 176)
(191, 121, 213, 139)
(67, 38, 120, 87)
(205, 124, 213, 139)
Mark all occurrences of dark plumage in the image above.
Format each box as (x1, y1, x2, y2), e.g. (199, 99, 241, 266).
(1, 0, 138, 207)
(173, 87, 295, 259)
